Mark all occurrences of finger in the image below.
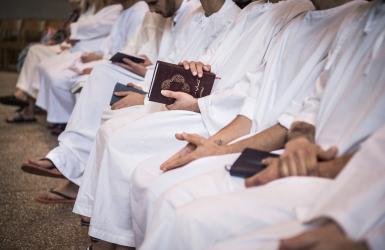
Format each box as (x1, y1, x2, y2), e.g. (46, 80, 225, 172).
(111, 102, 119, 110)
(161, 90, 178, 99)
(139, 54, 149, 60)
(180, 60, 190, 70)
(287, 154, 299, 176)
(279, 157, 290, 177)
(189, 62, 198, 76)
(203, 64, 211, 72)
(126, 82, 143, 90)
(160, 152, 197, 171)
(245, 161, 279, 187)
(114, 91, 130, 97)
(279, 231, 318, 250)
(175, 133, 186, 140)
(196, 63, 204, 78)
(180, 133, 206, 146)
(165, 104, 174, 110)
(296, 150, 308, 176)
(122, 58, 135, 66)
(261, 157, 275, 165)
(317, 146, 338, 161)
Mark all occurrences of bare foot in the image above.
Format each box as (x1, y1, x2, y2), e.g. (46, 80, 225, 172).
(35, 181, 78, 204)
(14, 89, 28, 102)
(81, 215, 91, 226)
(29, 158, 54, 167)
(53, 181, 79, 198)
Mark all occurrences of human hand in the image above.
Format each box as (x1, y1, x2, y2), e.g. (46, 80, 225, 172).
(244, 138, 337, 187)
(111, 83, 145, 110)
(279, 137, 338, 177)
(161, 90, 199, 112)
(81, 68, 93, 75)
(60, 43, 71, 51)
(245, 157, 281, 187)
(81, 52, 102, 63)
(179, 60, 211, 78)
(138, 54, 152, 67)
(279, 222, 368, 250)
(115, 57, 151, 77)
(160, 133, 225, 171)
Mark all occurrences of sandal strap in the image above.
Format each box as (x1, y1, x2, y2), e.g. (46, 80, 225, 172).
(49, 189, 75, 200)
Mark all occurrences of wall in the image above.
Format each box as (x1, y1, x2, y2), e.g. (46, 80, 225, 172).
(0, 0, 69, 19)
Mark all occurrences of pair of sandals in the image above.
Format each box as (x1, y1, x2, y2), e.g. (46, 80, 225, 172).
(21, 159, 76, 204)
(0, 95, 37, 123)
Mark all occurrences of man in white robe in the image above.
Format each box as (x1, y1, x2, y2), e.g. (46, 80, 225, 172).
(22, 0, 239, 204)
(135, 2, 385, 249)
(34, 0, 148, 124)
(208, 123, 385, 250)
(72, 0, 366, 247)
(72, 0, 349, 247)
(71, 0, 242, 248)
(5, 0, 123, 122)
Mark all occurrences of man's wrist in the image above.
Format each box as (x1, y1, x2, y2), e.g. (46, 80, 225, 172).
(287, 121, 315, 142)
(191, 98, 200, 113)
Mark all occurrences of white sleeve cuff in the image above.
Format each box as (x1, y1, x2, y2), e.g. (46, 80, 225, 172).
(365, 224, 385, 250)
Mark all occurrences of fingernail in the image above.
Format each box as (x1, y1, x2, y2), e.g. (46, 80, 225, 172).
(192, 71, 197, 76)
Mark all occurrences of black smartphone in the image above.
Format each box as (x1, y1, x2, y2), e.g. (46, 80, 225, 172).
(110, 52, 145, 64)
(110, 82, 147, 106)
(229, 148, 279, 178)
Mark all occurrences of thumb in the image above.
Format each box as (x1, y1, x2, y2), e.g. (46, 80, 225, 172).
(317, 146, 338, 161)
(203, 64, 211, 72)
(114, 91, 130, 97)
(161, 90, 179, 98)
(279, 231, 318, 250)
(127, 82, 142, 90)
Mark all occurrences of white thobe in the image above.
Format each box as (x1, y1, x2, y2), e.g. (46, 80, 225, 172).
(209, 122, 385, 250)
(72, 0, 317, 247)
(131, 2, 368, 248)
(71, 1, 245, 247)
(15, 4, 122, 99)
(34, 2, 147, 123)
(137, 2, 385, 250)
(45, 1, 198, 185)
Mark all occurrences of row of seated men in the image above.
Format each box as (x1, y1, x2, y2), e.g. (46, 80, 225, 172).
(1, 0, 384, 249)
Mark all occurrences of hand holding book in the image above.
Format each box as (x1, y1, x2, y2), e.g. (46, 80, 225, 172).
(110, 52, 151, 77)
(148, 61, 217, 105)
(179, 60, 212, 78)
(161, 90, 200, 112)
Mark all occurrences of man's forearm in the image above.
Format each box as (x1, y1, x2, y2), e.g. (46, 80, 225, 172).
(318, 153, 354, 178)
(223, 124, 288, 154)
(209, 115, 252, 145)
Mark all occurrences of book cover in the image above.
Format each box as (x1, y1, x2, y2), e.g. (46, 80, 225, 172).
(229, 148, 279, 178)
(110, 52, 145, 64)
(148, 61, 216, 105)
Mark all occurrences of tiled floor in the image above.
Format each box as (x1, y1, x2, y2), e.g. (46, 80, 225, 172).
(0, 71, 89, 249)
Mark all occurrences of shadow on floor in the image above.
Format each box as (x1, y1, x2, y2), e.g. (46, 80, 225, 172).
(0, 71, 89, 250)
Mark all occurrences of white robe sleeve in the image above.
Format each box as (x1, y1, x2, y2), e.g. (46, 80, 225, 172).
(304, 124, 385, 241)
(70, 4, 123, 41)
(237, 67, 265, 131)
(197, 67, 263, 135)
(278, 61, 329, 129)
(365, 223, 385, 250)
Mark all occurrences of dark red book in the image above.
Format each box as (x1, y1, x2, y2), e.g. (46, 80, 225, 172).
(148, 61, 216, 105)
